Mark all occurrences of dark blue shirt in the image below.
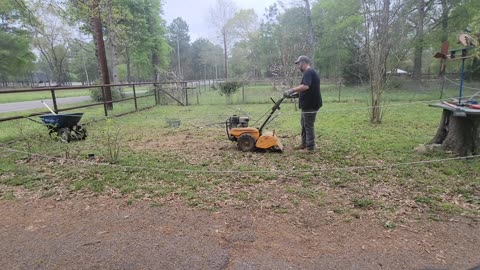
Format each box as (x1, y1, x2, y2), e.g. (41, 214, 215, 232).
(299, 68, 322, 111)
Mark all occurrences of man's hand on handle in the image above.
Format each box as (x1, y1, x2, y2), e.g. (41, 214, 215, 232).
(283, 89, 297, 98)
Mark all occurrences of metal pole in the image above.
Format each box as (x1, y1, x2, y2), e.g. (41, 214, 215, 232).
(458, 56, 466, 105)
(133, 84, 138, 110)
(177, 37, 181, 79)
(440, 76, 446, 100)
(50, 89, 58, 114)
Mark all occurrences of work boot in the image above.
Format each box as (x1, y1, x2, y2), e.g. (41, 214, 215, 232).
(294, 145, 306, 150)
(297, 148, 314, 155)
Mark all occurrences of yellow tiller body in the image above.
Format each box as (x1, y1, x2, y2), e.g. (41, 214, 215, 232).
(226, 98, 285, 152)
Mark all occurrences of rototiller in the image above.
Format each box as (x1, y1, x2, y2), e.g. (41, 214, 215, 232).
(226, 97, 285, 152)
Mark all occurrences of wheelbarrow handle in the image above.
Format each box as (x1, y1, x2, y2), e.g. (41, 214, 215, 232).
(41, 100, 56, 115)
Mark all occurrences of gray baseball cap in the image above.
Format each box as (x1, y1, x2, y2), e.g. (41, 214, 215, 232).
(294, 55, 311, 64)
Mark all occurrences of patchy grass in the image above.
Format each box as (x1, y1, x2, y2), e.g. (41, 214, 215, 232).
(0, 85, 479, 222)
(2, 191, 15, 200)
(352, 198, 375, 209)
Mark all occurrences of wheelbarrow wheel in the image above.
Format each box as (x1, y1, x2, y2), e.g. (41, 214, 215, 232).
(58, 128, 71, 143)
(79, 126, 87, 140)
(73, 125, 87, 140)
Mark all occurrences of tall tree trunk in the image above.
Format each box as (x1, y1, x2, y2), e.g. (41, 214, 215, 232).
(304, 0, 316, 67)
(126, 47, 131, 83)
(364, 0, 391, 124)
(106, 0, 120, 87)
(223, 29, 228, 79)
(152, 52, 160, 82)
(56, 66, 64, 86)
(440, 0, 448, 44)
(145, 7, 161, 82)
(430, 109, 480, 156)
(136, 63, 140, 82)
(91, 0, 112, 109)
(412, 0, 425, 80)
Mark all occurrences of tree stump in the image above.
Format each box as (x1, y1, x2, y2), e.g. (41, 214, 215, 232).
(430, 108, 480, 156)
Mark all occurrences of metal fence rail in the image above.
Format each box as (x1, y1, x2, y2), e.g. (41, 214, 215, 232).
(2, 76, 465, 123)
(0, 82, 188, 122)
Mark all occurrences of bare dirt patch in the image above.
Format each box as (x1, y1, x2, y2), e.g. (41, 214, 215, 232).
(2, 118, 479, 269)
(0, 197, 479, 269)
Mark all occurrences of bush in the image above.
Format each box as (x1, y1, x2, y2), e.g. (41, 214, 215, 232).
(217, 81, 243, 96)
(90, 87, 124, 102)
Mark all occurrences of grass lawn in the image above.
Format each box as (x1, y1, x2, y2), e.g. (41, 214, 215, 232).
(1, 84, 479, 224)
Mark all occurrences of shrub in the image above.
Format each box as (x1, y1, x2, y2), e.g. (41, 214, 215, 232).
(94, 119, 122, 164)
(90, 87, 124, 102)
(217, 81, 243, 97)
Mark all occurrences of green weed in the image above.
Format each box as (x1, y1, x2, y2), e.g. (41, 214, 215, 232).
(352, 198, 375, 209)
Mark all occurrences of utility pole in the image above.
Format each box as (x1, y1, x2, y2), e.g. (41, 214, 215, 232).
(304, 0, 316, 67)
(223, 30, 228, 79)
(176, 36, 181, 79)
(215, 54, 218, 80)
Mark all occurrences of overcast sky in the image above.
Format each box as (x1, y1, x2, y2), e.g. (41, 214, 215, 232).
(163, 0, 277, 42)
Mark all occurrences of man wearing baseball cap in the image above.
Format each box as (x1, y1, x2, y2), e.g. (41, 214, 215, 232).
(284, 55, 322, 151)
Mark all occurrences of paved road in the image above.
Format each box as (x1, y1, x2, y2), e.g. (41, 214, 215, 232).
(0, 91, 148, 113)
(0, 96, 91, 113)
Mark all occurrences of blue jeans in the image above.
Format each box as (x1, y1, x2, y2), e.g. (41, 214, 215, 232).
(301, 110, 318, 150)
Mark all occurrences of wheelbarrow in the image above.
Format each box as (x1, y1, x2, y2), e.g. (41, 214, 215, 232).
(26, 100, 88, 143)
(29, 113, 87, 143)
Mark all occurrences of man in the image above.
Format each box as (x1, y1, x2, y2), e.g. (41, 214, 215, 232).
(284, 55, 322, 151)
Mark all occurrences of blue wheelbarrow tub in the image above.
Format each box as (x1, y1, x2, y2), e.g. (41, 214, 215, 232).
(39, 113, 84, 128)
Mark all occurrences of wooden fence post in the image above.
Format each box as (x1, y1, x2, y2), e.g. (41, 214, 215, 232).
(154, 83, 159, 105)
(50, 89, 58, 114)
(101, 86, 108, 116)
(184, 82, 188, 106)
(133, 83, 138, 110)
